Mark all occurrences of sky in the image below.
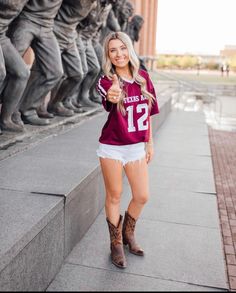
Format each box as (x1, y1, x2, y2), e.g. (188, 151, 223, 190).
(156, 0, 236, 55)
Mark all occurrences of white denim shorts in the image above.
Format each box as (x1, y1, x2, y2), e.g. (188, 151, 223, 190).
(96, 142, 146, 166)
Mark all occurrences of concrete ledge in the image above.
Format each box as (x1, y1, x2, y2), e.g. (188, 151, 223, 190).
(0, 209, 64, 291)
(153, 94, 172, 133)
(64, 166, 106, 257)
(0, 92, 172, 291)
(0, 107, 101, 152)
(0, 190, 64, 274)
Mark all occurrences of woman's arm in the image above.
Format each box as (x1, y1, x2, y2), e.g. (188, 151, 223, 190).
(145, 117, 154, 164)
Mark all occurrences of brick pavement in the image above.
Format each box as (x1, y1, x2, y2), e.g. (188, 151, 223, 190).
(209, 127, 236, 291)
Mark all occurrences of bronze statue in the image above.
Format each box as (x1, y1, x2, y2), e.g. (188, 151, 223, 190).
(47, 0, 97, 116)
(126, 14, 144, 43)
(9, 0, 64, 126)
(0, 0, 146, 132)
(0, 0, 30, 132)
(69, 31, 101, 108)
(0, 45, 6, 134)
(118, 0, 134, 31)
(74, 0, 115, 107)
(90, 0, 121, 104)
(0, 45, 6, 95)
(125, 14, 146, 70)
(99, 0, 121, 45)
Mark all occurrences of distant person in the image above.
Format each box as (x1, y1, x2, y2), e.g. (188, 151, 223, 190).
(220, 64, 224, 77)
(196, 63, 200, 75)
(96, 32, 159, 268)
(226, 64, 230, 77)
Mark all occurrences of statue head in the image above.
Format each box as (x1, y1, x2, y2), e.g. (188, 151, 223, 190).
(129, 15, 144, 42)
(132, 15, 144, 29)
(121, 1, 134, 19)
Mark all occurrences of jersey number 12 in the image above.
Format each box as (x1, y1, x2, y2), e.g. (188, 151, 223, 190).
(127, 104, 149, 132)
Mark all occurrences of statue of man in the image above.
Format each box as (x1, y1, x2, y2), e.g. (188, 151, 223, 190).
(74, 0, 113, 107)
(0, 45, 6, 135)
(0, 0, 30, 132)
(126, 14, 144, 43)
(86, 0, 121, 104)
(0, 45, 6, 95)
(125, 14, 146, 70)
(112, 0, 127, 28)
(118, 0, 134, 31)
(99, 0, 121, 45)
(47, 0, 97, 116)
(9, 0, 64, 126)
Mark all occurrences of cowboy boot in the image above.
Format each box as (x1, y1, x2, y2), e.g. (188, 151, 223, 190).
(106, 215, 127, 269)
(122, 211, 144, 256)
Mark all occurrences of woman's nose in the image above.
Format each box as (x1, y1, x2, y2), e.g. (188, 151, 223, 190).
(116, 49, 122, 56)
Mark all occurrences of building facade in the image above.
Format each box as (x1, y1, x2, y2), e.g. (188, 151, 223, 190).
(129, 0, 158, 57)
(220, 45, 236, 58)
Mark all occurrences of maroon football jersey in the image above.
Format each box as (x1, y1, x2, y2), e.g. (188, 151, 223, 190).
(97, 70, 159, 145)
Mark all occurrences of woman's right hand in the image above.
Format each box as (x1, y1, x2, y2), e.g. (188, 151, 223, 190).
(107, 74, 122, 103)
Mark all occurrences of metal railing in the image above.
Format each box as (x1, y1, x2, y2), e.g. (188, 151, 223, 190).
(150, 69, 223, 125)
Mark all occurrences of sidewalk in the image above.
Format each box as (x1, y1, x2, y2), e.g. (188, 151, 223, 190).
(46, 109, 228, 291)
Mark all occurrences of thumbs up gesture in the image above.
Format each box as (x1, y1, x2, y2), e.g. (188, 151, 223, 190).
(107, 74, 122, 103)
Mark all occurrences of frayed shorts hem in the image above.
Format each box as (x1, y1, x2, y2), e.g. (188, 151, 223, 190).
(97, 155, 146, 166)
(96, 142, 146, 166)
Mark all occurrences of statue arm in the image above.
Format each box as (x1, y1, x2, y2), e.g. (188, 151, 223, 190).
(106, 10, 121, 32)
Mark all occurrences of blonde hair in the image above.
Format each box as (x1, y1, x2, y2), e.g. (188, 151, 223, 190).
(102, 32, 155, 114)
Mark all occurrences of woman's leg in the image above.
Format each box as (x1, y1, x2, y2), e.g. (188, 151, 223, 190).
(122, 157, 149, 256)
(124, 157, 149, 220)
(100, 157, 126, 268)
(99, 158, 123, 226)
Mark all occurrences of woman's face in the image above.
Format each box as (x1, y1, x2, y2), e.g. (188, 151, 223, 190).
(108, 39, 130, 70)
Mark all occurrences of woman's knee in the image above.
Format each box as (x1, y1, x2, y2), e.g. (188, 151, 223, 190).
(133, 193, 149, 205)
(106, 190, 122, 205)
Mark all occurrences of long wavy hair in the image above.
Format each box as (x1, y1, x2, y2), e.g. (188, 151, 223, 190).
(102, 32, 155, 114)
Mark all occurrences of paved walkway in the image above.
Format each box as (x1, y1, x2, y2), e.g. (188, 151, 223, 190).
(46, 109, 228, 291)
(209, 128, 236, 291)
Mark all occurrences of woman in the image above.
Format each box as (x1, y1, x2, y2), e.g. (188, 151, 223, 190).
(96, 32, 159, 269)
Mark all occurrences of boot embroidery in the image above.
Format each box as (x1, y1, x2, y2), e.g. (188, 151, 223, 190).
(122, 211, 144, 256)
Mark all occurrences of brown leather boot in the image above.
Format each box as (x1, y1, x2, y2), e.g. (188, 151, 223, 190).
(122, 211, 144, 256)
(106, 215, 127, 269)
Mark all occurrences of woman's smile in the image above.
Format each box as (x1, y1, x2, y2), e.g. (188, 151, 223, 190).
(108, 39, 129, 69)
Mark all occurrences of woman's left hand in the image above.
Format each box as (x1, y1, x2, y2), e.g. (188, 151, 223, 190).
(145, 143, 154, 164)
